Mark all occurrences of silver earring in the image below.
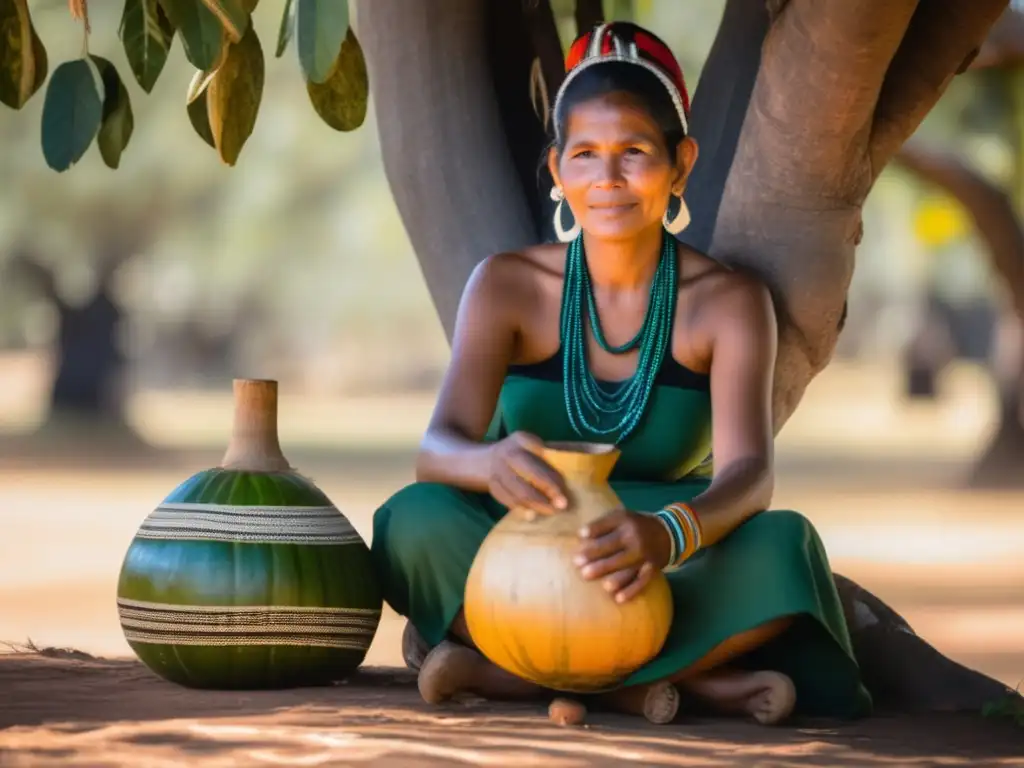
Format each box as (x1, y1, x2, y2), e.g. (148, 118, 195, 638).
(663, 193, 690, 235)
(551, 187, 581, 242)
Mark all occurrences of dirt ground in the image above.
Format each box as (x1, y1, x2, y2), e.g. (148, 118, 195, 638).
(0, 363, 1022, 766)
(1, 651, 1022, 767)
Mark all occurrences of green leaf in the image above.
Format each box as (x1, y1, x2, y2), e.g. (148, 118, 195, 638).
(275, 0, 294, 58)
(29, 22, 47, 96)
(0, 0, 44, 110)
(91, 56, 134, 170)
(186, 89, 215, 148)
(307, 28, 367, 132)
(198, 0, 248, 44)
(41, 59, 104, 172)
(295, 0, 348, 84)
(159, 0, 227, 71)
(207, 20, 264, 165)
(120, 0, 175, 94)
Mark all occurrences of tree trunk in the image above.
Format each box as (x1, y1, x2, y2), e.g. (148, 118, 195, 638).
(353, 0, 540, 341)
(892, 141, 1024, 488)
(354, 0, 1016, 713)
(49, 285, 126, 425)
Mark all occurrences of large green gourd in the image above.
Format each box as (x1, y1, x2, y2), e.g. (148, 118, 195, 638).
(116, 378, 382, 689)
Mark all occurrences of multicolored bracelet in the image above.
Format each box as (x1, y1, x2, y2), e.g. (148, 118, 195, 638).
(654, 502, 703, 572)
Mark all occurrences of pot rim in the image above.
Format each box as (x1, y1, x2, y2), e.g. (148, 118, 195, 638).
(542, 440, 619, 456)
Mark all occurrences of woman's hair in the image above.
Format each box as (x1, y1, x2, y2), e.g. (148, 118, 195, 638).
(551, 61, 687, 160)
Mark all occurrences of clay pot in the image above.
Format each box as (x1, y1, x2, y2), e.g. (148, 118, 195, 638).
(463, 441, 673, 692)
(116, 379, 382, 689)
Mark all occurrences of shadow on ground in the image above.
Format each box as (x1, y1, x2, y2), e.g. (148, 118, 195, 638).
(1, 651, 1020, 767)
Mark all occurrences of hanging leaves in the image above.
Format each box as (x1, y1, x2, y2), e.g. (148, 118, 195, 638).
(186, 84, 216, 148)
(159, 0, 227, 71)
(18, 0, 375, 171)
(295, 0, 348, 84)
(41, 59, 104, 172)
(206, 20, 264, 165)
(184, 63, 217, 147)
(119, 0, 176, 93)
(275, 0, 294, 58)
(91, 56, 135, 169)
(307, 28, 368, 132)
(0, 0, 46, 110)
(198, 0, 248, 44)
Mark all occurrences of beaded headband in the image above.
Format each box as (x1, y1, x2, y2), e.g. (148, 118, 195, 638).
(553, 22, 691, 144)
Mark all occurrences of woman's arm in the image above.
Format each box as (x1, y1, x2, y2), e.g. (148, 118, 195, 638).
(415, 254, 519, 491)
(414, 253, 570, 515)
(677, 273, 778, 548)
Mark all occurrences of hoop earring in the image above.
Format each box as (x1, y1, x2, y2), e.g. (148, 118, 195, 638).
(551, 187, 581, 243)
(663, 194, 691, 235)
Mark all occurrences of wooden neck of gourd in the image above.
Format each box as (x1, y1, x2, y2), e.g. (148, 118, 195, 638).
(539, 442, 620, 484)
(220, 379, 291, 473)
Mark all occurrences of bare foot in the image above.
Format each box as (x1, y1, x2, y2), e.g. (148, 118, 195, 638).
(417, 641, 484, 704)
(549, 698, 587, 726)
(596, 680, 680, 724)
(417, 640, 547, 705)
(682, 670, 796, 725)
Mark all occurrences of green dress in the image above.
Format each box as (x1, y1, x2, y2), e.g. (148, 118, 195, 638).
(370, 350, 873, 719)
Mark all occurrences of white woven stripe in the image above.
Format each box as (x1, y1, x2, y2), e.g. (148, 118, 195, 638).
(156, 503, 345, 516)
(118, 597, 381, 616)
(122, 630, 371, 650)
(118, 608, 379, 627)
(120, 617, 377, 636)
(118, 599, 379, 649)
(136, 504, 361, 544)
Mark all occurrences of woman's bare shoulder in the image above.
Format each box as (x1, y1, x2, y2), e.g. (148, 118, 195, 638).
(680, 247, 776, 330)
(466, 244, 564, 306)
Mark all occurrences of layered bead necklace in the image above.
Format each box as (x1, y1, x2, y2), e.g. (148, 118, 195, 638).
(559, 229, 678, 444)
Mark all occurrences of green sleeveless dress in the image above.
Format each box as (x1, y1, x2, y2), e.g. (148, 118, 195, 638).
(370, 350, 873, 719)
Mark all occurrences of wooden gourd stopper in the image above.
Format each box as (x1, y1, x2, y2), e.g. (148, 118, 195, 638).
(219, 378, 291, 472)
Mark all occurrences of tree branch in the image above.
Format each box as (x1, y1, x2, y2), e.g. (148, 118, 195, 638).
(870, 0, 1010, 176)
(970, 6, 1024, 70)
(752, 0, 919, 200)
(574, 0, 603, 35)
(522, 0, 567, 134)
(488, 1, 558, 235)
(765, 0, 789, 23)
(892, 141, 1024, 319)
(354, 0, 539, 340)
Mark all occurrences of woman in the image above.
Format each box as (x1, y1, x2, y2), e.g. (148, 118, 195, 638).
(371, 22, 871, 725)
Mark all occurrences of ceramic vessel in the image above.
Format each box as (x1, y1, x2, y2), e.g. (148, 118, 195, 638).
(463, 441, 673, 692)
(116, 379, 382, 689)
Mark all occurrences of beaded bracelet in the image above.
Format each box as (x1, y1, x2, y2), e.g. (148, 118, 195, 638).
(651, 511, 679, 568)
(658, 502, 703, 571)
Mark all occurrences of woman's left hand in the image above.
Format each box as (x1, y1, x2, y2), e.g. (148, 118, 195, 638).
(573, 509, 671, 604)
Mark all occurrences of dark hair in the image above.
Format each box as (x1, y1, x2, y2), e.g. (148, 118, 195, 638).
(552, 61, 686, 159)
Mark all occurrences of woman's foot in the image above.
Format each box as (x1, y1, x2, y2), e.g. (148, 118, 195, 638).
(596, 681, 681, 724)
(682, 670, 796, 725)
(402, 621, 431, 672)
(417, 640, 547, 704)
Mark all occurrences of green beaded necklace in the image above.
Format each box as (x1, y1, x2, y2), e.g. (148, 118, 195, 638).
(559, 229, 678, 444)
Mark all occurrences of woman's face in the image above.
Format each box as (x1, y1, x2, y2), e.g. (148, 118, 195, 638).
(549, 91, 698, 242)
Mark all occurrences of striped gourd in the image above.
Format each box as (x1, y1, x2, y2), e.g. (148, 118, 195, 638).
(116, 379, 382, 689)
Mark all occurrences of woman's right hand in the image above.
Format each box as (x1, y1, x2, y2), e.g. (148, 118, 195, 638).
(487, 431, 569, 517)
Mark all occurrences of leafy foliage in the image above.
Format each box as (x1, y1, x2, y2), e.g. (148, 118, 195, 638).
(2, 0, 368, 171)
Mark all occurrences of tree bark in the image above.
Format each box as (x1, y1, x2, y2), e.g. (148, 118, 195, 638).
(355, 0, 1017, 713)
(892, 141, 1024, 488)
(353, 0, 540, 341)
